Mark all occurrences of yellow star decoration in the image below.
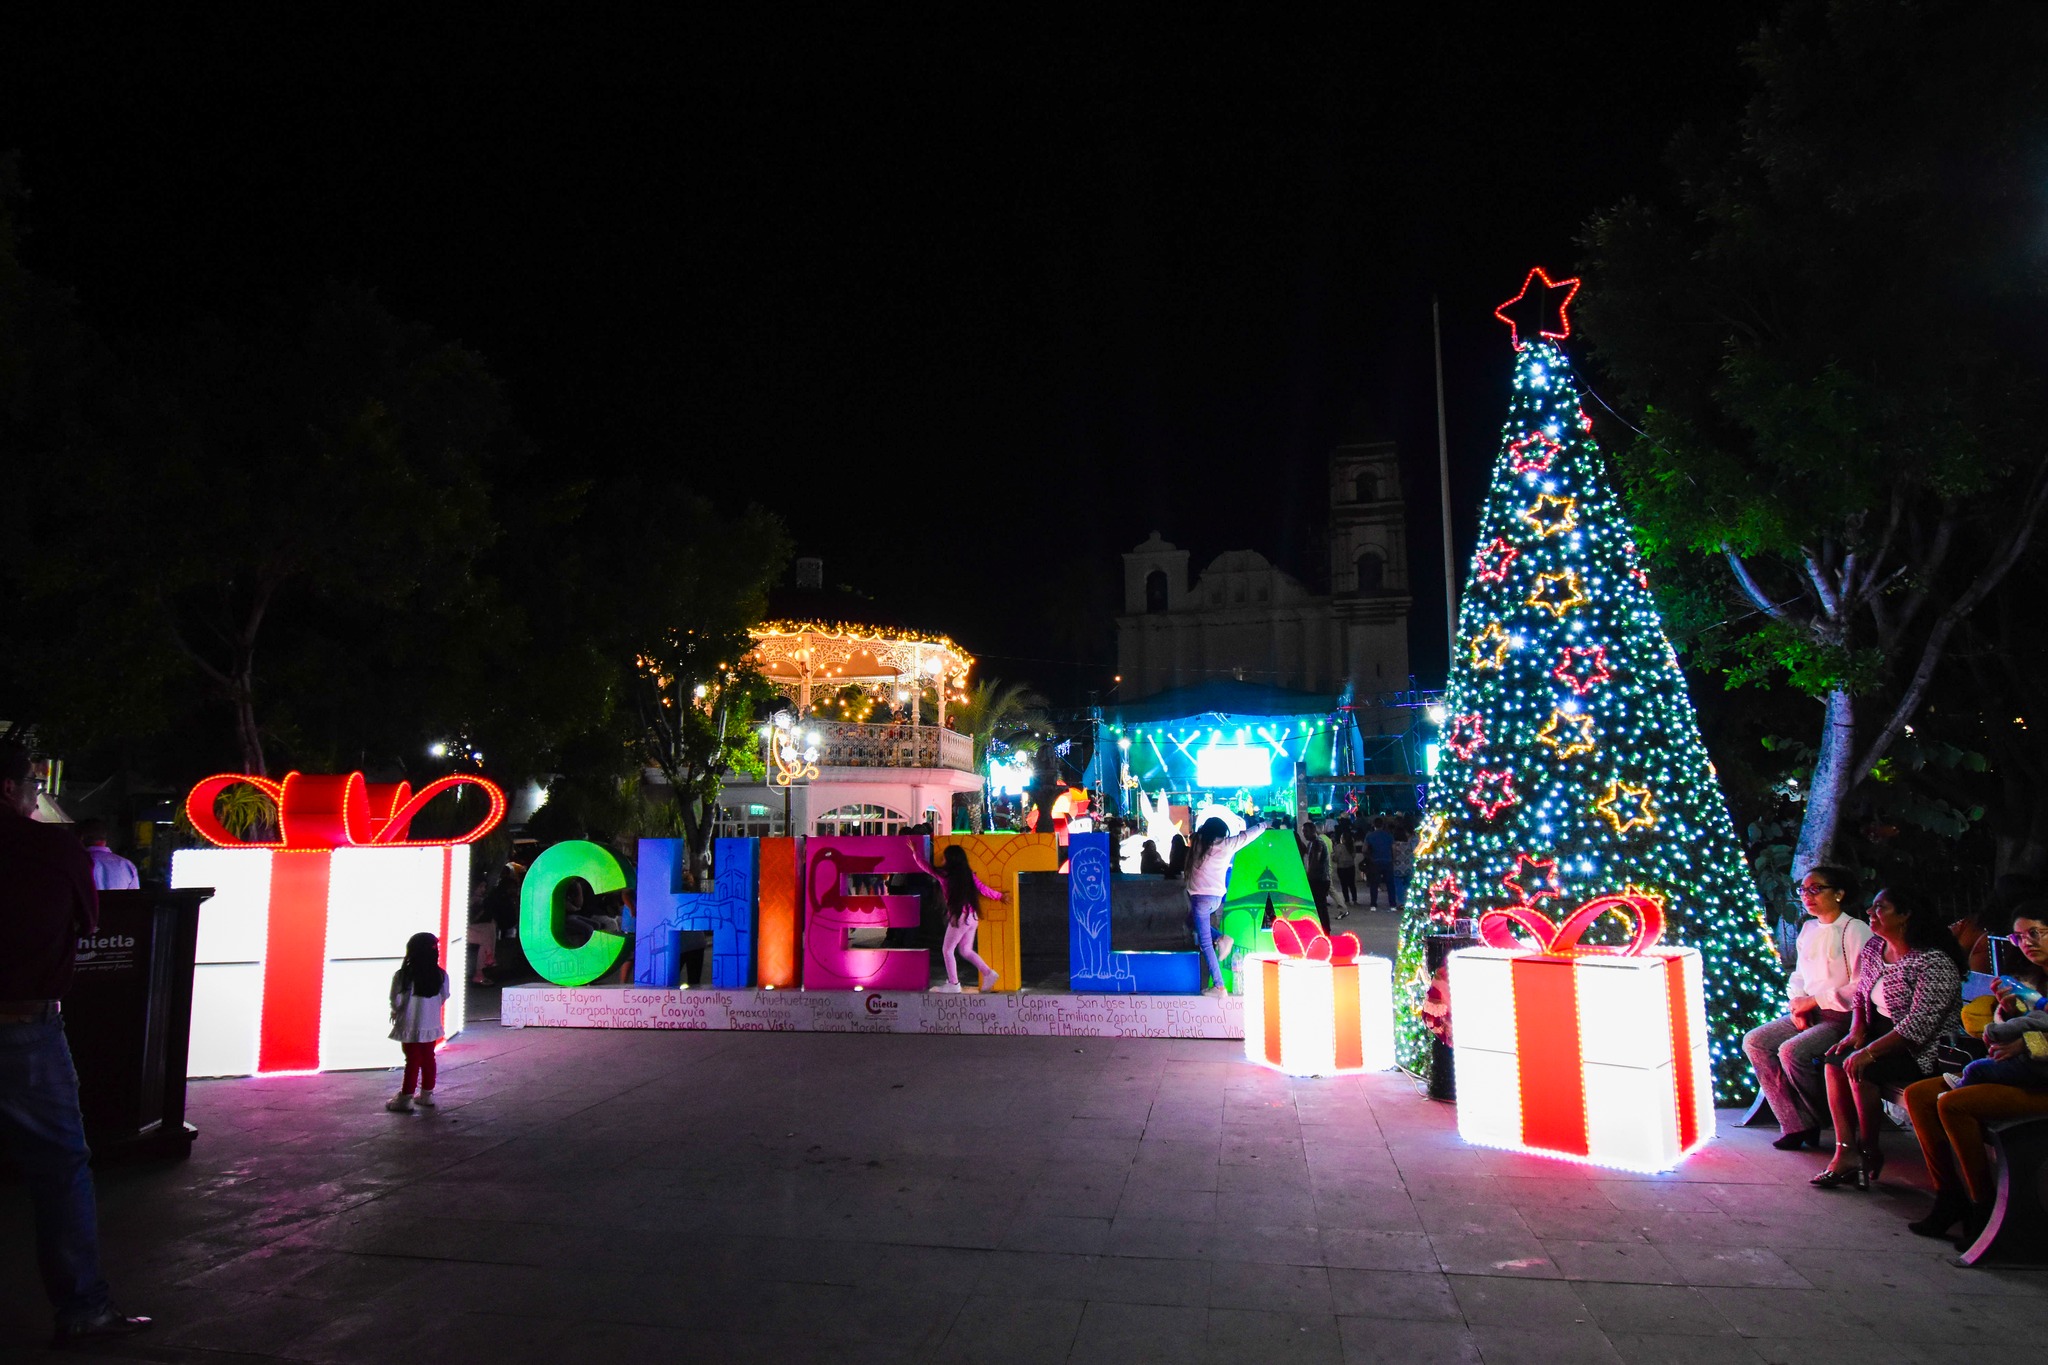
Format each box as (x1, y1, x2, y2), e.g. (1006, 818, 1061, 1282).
(1471, 621, 1511, 670)
(1527, 568, 1590, 619)
(1535, 708, 1597, 760)
(1595, 780, 1658, 835)
(1624, 882, 1669, 917)
(1414, 813, 1447, 859)
(1518, 493, 1579, 539)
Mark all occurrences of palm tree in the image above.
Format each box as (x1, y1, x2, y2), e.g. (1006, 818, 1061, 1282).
(951, 678, 1048, 832)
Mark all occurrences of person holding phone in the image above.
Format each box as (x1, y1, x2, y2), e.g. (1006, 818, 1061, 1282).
(1742, 866, 1871, 1150)
(1902, 903, 2048, 1240)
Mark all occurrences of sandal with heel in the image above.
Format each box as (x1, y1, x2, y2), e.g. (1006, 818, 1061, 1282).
(1809, 1143, 1860, 1189)
(1857, 1145, 1885, 1190)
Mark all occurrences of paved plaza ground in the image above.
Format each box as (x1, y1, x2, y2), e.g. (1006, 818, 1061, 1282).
(5, 996, 2047, 1363)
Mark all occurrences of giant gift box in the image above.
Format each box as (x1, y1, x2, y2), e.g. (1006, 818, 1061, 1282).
(1450, 893, 1713, 1172)
(1241, 917, 1393, 1076)
(171, 772, 504, 1077)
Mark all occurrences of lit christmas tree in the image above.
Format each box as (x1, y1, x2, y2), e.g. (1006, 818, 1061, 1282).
(1396, 269, 1777, 1100)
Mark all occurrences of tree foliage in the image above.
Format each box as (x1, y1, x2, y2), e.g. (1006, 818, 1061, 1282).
(1578, 0, 2048, 872)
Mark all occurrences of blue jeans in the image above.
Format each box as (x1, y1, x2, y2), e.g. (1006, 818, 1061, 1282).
(1189, 894, 1226, 989)
(0, 1016, 109, 1326)
(1387, 873, 1409, 911)
(1958, 1054, 2045, 1088)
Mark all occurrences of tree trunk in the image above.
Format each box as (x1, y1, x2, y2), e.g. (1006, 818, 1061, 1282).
(1794, 688, 1855, 877)
(676, 797, 702, 890)
(233, 669, 265, 777)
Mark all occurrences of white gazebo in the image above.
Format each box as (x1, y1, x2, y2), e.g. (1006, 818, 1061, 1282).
(717, 621, 981, 837)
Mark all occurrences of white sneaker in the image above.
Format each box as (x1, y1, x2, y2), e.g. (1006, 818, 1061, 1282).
(978, 971, 1000, 992)
(384, 1093, 413, 1113)
(932, 982, 962, 993)
(1215, 935, 1235, 960)
(414, 1090, 437, 1108)
(1203, 985, 1227, 999)
(1943, 1072, 1965, 1090)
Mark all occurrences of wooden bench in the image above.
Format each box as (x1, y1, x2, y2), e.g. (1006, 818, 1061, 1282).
(1956, 1114, 2048, 1266)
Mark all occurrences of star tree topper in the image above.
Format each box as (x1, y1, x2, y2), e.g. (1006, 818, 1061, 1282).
(1494, 267, 1581, 350)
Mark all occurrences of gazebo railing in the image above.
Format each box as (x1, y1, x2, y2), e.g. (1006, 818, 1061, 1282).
(771, 720, 975, 773)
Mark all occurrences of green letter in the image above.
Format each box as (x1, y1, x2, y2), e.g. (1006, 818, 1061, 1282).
(520, 840, 627, 986)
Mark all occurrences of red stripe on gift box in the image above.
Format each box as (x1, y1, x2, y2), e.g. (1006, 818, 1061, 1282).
(1333, 964, 1363, 1071)
(259, 851, 332, 1073)
(1261, 958, 1283, 1065)
(1511, 957, 1589, 1156)
(1663, 955, 1699, 1150)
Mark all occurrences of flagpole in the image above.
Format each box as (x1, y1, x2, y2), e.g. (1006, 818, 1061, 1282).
(1433, 295, 1457, 666)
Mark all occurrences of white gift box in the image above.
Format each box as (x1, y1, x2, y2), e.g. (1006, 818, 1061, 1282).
(172, 845, 469, 1077)
(1449, 945, 1713, 1172)
(1241, 952, 1395, 1076)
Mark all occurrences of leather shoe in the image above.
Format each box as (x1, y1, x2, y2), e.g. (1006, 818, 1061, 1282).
(52, 1308, 152, 1347)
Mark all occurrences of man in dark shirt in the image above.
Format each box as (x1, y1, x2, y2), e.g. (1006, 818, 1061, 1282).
(0, 743, 150, 1345)
(1364, 817, 1396, 910)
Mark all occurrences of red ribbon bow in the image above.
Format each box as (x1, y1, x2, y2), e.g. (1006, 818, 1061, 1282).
(186, 771, 507, 851)
(1478, 891, 1666, 957)
(1271, 916, 1362, 966)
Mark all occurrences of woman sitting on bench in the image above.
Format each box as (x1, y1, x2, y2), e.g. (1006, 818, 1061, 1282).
(1811, 887, 1964, 1190)
(1743, 865, 1869, 1151)
(1902, 901, 2048, 1242)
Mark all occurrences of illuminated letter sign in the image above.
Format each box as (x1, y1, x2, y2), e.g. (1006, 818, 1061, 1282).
(520, 840, 629, 987)
(1068, 831, 1201, 993)
(933, 832, 1056, 993)
(171, 771, 505, 1076)
(757, 837, 802, 988)
(635, 837, 758, 988)
(1216, 831, 1314, 993)
(802, 836, 930, 991)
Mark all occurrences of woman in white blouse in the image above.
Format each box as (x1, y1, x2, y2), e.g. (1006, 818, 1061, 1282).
(1742, 866, 1873, 1150)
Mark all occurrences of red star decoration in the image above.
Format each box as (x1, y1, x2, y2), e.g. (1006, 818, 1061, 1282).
(1467, 768, 1519, 821)
(1445, 712, 1487, 760)
(1428, 872, 1467, 925)
(1500, 854, 1564, 907)
(1474, 537, 1518, 584)
(1551, 645, 1614, 697)
(1495, 267, 1581, 350)
(1508, 431, 1561, 474)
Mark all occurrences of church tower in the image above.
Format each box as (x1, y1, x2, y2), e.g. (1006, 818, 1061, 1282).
(1328, 441, 1411, 693)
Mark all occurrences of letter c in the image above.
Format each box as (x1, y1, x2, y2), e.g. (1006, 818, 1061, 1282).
(520, 839, 627, 986)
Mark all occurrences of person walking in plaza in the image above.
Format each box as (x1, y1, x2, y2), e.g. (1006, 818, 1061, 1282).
(1362, 816, 1395, 910)
(1743, 865, 1871, 1151)
(931, 844, 1003, 993)
(1811, 887, 1964, 1189)
(386, 932, 451, 1112)
(1902, 903, 2048, 1241)
(1297, 816, 1334, 933)
(0, 744, 151, 1345)
(1331, 820, 1360, 909)
(1388, 818, 1415, 911)
(76, 820, 138, 891)
(1186, 817, 1262, 997)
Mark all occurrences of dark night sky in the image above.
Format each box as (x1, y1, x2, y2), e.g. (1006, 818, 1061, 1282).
(2, 7, 1778, 699)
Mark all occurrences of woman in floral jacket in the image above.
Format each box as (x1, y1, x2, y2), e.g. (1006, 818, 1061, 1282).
(1810, 887, 1964, 1190)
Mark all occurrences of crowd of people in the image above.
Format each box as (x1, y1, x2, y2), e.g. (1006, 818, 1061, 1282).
(1744, 865, 2048, 1249)
(1129, 810, 1417, 913)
